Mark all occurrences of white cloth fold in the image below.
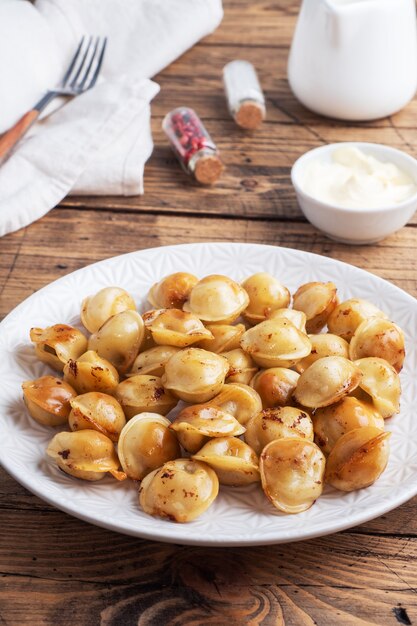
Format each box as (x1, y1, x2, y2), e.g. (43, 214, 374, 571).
(0, 77, 159, 236)
(36, 0, 224, 81)
(0, 0, 223, 237)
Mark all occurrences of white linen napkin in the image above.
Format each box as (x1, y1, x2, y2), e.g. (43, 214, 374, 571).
(0, 0, 223, 237)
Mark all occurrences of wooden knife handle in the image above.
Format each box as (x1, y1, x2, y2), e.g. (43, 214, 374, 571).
(0, 109, 40, 161)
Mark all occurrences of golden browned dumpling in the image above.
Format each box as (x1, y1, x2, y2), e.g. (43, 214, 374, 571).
(183, 275, 249, 324)
(241, 273, 290, 325)
(209, 383, 263, 426)
(46, 430, 124, 481)
(139, 329, 156, 353)
(221, 348, 258, 385)
(68, 392, 126, 442)
(127, 346, 181, 377)
(88, 310, 144, 374)
(169, 403, 245, 454)
(240, 319, 311, 368)
(192, 437, 260, 486)
(22, 375, 77, 426)
(30, 324, 88, 372)
(143, 309, 212, 347)
(354, 357, 401, 418)
(148, 272, 199, 309)
(81, 287, 136, 334)
(292, 281, 339, 333)
(139, 459, 219, 522)
(115, 375, 177, 419)
(313, 396, 384, 455)
(349, 318, 405, 373)
(325, 427, 390, 491)
(197, 323, 246, 354)
(260, 438, 325, 513)
(118, 413, 180, 481)
(327, 298, 387, 341)
(294, 356, 362, 408)
(245, 407, 314, 455)
(250, 367, 300, 408)
(267, 308, 307, 332)
(162, 348, 229, 403)
(294, 333, 349, 374)
(63, 351, 119, 395)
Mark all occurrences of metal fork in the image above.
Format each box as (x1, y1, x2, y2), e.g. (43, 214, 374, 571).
(0, 36, 107, 162)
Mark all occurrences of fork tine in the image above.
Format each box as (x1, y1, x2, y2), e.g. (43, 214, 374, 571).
(78, 37, 100, 90)
(69, 36, 94, 89)
(86, 37, 107, 90)
(61, 36, 85, 88)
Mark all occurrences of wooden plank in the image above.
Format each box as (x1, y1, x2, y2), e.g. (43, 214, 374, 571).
(0, 507, 416, 626)
(206, 0, 305, 48)
(1, 209, 417, 318)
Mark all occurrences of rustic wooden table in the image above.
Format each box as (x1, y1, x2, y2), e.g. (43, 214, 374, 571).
(1, 2, 417, 624)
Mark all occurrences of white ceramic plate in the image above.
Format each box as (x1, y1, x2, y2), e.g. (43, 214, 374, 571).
(1, 243, 416, 546)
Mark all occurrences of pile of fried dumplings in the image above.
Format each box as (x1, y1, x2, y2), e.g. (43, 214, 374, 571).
(22, 272, 405, 523)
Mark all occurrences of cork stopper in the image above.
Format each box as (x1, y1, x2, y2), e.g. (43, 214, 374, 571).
(223, 61, 266, 131)
(235, 100, 265, 130)
(193, 153, 224, 185)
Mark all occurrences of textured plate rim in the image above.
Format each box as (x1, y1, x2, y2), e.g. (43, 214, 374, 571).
(1, 241, 416, 546)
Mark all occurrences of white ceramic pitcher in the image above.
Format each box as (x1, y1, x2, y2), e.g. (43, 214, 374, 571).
(288, 0, 417, 121)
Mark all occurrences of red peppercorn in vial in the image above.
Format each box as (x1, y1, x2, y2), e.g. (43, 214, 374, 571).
(162, 107, 223, 185)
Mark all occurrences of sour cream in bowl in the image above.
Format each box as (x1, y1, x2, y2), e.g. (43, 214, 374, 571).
(291, 143, 417, 244)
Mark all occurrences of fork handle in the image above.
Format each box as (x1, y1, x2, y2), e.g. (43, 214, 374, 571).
(0, 91, 57, 162)
(0, 109, 40, 161)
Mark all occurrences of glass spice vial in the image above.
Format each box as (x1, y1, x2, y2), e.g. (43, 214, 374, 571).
(162, 107, 223, 185)
(223, 60, 266, 130)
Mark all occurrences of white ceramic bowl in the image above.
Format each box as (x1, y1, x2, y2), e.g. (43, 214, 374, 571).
(291, 142, 417, 244)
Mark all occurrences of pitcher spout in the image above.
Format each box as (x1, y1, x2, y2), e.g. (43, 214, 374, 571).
(322, 0, 359, 48)
(318, 0, 340, 49)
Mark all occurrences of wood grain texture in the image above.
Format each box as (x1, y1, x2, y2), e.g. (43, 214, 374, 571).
(2, 209, 417, 318)
(1, 493, 417, 626)
(2, 0, 417, 624)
